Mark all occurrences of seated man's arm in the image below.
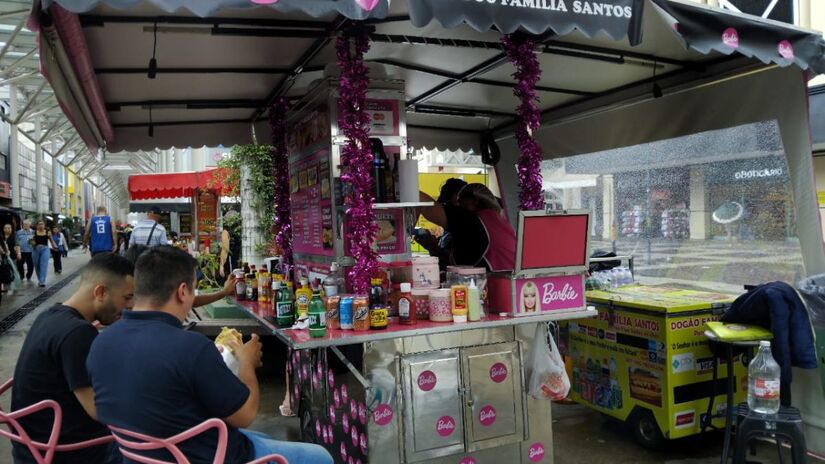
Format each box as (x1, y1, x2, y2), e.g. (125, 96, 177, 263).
(224, 334, 262, 428)
(61, 326, 99, 421)
(193, 335, 262, 428)
(73, 387, 98, 421)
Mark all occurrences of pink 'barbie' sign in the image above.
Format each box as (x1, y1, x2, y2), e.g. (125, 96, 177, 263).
(488, 274, 585, 316)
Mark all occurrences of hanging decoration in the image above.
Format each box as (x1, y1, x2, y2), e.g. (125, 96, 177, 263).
(502, 33, 544, 211)
(336, 29, 377, 295)
(270, 97, 293, 266)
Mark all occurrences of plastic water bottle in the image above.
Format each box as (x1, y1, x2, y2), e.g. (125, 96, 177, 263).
(748, 340, 781, 415)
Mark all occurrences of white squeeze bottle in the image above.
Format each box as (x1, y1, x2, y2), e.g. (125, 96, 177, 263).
(748, 340, 781, 415)
(467, 279, 481, 322)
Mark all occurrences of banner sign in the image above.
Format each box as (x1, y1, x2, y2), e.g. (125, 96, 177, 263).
(409, 0, 644, 42)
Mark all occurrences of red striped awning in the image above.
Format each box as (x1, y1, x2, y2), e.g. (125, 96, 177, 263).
(128, 169, 227, 200)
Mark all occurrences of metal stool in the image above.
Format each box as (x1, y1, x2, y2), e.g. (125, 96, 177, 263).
(702, 330, 764, 464)
(733, 403, 807, 464)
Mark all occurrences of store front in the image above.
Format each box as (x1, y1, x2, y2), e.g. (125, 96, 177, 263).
(703, 155, 795, 241)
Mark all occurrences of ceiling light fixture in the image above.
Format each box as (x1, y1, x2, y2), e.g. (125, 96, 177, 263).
(147, 22, 158, 79)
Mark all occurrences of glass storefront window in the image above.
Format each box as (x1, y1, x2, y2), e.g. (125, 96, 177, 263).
(544, 120, 803, 293)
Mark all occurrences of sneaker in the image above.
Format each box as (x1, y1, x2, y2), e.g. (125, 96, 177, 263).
(38, 284, 46, 288)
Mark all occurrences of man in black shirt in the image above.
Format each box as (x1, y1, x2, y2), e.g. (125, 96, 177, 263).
(11, 253, 135, 464)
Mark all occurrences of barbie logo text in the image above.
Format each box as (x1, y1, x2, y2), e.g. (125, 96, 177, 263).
(373, 404, 393, 426)
(529, 442, 546, 462)
(418, 371, 437, 391)
(490, 363, 508, 383)
(436, 416, 456, 437)
(479, 405, 497, 426)
(541, 283, 578, 304)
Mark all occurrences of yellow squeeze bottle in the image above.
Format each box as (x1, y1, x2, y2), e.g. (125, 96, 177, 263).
(295, 278, 312, 319)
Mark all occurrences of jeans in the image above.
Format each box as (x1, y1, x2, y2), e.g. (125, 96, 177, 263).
(51, 249, 62, 273)
(32, 246, 49, 285)
(17, 252, 33, 280)
(240, 429, 333, 464)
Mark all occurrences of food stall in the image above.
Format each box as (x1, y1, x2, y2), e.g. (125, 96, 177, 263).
(29, 0, 825, 460)
(567, 285, 741, 448)
(127, 169, 226, 247)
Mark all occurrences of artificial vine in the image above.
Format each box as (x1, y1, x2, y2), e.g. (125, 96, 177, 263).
(211, 144, 276, 254)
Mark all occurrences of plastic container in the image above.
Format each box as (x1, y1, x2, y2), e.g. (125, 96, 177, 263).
(429, 289, 453, 322)
(398, 283, 415, 325)
(467, 279, 481, 322)
(449, 267, 487, 313)
(411, 289, 430, 320)
(412, 256, 440, 289)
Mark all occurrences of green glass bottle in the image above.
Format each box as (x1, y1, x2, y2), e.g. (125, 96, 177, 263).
(274, 281, 294, 328)
(308, 290, 327, 338)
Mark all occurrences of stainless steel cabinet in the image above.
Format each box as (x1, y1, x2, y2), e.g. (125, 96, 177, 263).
(400, 342, 525, 462)
(401, 349, 466, 462)
(462, 342, 524, 451)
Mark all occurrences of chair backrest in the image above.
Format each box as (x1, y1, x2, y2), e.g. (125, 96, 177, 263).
(0, 378, 115, 464)
(109, 418, 229, 464)
(0, 378, 62, 464)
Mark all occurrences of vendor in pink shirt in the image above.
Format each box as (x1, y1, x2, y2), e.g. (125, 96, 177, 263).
(421, 183, 516, 272)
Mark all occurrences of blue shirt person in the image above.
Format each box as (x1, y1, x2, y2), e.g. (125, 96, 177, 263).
(16, 221, 33, 253)
(87, 246, 333, 464)
(84, 207, 117, 256)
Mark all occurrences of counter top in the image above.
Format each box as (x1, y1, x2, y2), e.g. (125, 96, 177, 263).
(234, 299, 596, 349)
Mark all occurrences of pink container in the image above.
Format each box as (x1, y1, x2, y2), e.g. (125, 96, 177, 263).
(411, 289, 430, 320)
(428, 289, 452, 322)
(412, 256, 440, 289)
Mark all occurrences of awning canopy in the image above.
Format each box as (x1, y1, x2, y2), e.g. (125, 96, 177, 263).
(127, 168, 226, 200)
(29, 0, 825, 153)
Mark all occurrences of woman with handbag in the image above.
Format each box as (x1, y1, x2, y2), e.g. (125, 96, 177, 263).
(31, 220, 57, 288)
(50, 226, 67, 274)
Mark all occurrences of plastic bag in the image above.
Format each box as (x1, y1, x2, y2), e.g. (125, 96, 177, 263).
(527, 323, 570, 400)
(798, 274, 825, 329)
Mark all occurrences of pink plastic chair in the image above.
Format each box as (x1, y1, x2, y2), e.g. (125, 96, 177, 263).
(0, 378, 115, 464)
(109, 418, 288, 464)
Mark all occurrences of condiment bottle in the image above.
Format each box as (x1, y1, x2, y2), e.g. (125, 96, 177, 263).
(258, 265, 270, 304)
(467, 279, 481, 322)
(245, 272, 257, 301)
(295, 278, 312, 319)
(451, 284, 468, 323)
(398, 283, 415, 325)
(273, 281, 295, 328)
(308, 290, 327, 338)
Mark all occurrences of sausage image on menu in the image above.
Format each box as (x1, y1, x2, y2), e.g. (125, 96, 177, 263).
(628, 367, 662, 407)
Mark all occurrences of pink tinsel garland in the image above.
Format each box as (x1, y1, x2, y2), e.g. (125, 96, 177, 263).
(337, 32, 377, 295)
(502, 34, 544, 211)
(270, 97, 293, 266)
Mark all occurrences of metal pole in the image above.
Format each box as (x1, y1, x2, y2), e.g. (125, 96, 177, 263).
(34, 117, 43, 213)
(51, 140, 59, 212)
(9, 85, 20, 209)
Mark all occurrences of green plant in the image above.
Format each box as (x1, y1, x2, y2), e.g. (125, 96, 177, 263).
(211, 144, 275, 247)
(197, 252, 221, 290)
(61, 217, 77, 234)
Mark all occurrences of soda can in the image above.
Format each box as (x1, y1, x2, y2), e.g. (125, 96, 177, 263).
(353, 296, 370, 332)
(326, 296, 341, 330)
(340, 296, 354, 330)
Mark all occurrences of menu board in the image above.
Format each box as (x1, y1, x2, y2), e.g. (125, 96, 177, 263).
(288, 104, 330, 155)
(197, 190, 218, 234)
(365, 99, 400, 136)
(343, 208, 406, 256)
(291, 148, 335, 257)
(179, 213, 192, 234)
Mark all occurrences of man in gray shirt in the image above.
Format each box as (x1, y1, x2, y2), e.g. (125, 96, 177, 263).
(128, 207, 168, 248)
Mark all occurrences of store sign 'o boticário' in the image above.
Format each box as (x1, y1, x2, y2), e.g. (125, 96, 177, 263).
(408, 0, 644, 43)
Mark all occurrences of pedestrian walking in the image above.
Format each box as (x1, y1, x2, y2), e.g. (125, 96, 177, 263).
(32, 220, 57, 288)
(51, 225, 68, 274)
(128, 207, 168, 248)
(15, 220, 34, 281)
(83, 206, 117, 257)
